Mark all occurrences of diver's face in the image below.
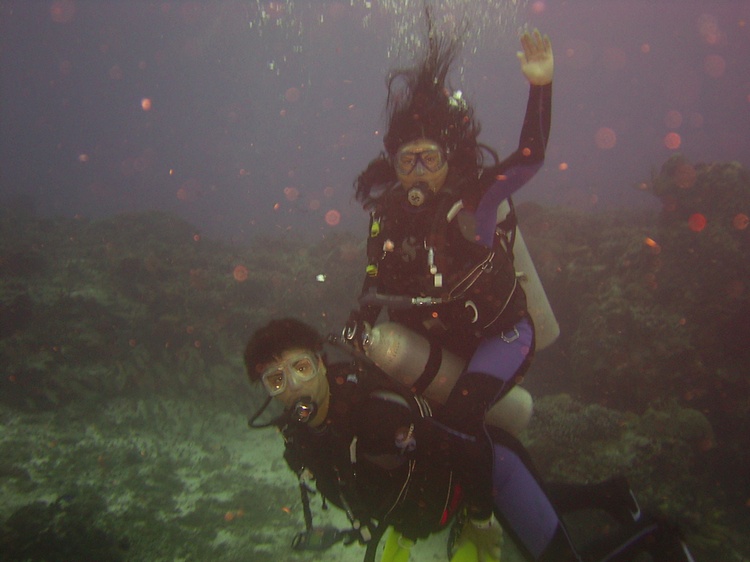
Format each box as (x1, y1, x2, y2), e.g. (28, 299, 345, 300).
(260, 348, 329, 426)
(395, 139, 449, 192)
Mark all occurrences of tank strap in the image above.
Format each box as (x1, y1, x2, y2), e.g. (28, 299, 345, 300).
(411, 339, 443, 395)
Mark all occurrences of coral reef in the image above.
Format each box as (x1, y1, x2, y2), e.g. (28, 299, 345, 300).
(1, 156, 748, 559)
(523, 394, 744, 560)
(0, 211, 363, 412)
(521, 156, 749, 420)
(0, 490, 127, 561)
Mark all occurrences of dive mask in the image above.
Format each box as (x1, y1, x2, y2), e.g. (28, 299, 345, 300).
(261, 352, 321, 396)
(395, 146, 446, 175)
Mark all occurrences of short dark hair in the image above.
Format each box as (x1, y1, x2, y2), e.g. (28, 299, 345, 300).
(243, 318, 324, 383)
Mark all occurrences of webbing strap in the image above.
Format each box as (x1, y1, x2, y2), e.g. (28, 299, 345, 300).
(411, 341, 442, 395)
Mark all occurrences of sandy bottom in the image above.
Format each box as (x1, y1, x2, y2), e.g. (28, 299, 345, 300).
(0, 395, 529, 562)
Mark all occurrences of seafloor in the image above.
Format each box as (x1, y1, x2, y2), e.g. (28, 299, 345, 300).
(1, 156, 749, 561)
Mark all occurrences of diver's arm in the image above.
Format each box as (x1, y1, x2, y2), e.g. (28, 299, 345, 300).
(473, 30, 553, 247)
(473, 84, 552, 247)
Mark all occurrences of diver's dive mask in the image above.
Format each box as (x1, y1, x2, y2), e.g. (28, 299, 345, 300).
(260, 352, 321, 396)
(395, 146, 446, 175)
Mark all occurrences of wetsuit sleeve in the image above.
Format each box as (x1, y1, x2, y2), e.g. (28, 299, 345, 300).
(474, 83, 552, 247)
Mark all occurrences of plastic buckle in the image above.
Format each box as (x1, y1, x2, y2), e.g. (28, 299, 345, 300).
(501, 327, 520, 343)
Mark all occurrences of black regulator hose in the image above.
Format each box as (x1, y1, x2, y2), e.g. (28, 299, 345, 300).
(363, 519, 389, 562)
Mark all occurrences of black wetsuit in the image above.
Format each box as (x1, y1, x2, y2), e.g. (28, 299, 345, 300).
(280, 362, 462, 542)
(278, 361, 695, 562)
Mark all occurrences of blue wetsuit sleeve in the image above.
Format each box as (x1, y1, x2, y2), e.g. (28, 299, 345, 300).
(474, 83, 552, 247)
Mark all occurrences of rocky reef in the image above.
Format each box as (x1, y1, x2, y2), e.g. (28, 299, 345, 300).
(0, 211, 362, 412)
(1, 157, 748, 560)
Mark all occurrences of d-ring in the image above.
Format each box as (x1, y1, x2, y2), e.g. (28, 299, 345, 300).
(465, 300, 479, 323)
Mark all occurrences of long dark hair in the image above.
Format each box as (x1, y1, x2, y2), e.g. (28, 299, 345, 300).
(354, 8, 483, 209)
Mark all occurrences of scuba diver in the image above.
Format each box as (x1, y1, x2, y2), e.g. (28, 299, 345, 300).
(244, 318, 696, 562)
(346, 15, 556, 554)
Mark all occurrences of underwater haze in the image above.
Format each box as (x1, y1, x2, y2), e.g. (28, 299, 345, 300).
(1, 1, 750, 561)
(1, 0, 748, 243)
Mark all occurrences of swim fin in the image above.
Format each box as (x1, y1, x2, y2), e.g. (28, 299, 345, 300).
(380, 526, 413, 562)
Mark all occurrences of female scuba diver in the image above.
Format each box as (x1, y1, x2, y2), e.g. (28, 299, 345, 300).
(346, 15, 555, 555)
(342, 12, 697, 562)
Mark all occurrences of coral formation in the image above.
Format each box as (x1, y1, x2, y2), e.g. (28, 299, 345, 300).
(1, 156, 748, 559)
(0, 211, 362, 411)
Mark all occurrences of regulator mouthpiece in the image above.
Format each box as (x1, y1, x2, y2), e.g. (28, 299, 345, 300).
(292, 397, 318, 424)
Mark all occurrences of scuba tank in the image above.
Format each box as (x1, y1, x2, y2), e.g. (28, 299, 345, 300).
(362, 322, 533, 436)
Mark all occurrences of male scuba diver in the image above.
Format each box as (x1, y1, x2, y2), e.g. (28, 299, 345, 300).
(244, 318, 697, 562)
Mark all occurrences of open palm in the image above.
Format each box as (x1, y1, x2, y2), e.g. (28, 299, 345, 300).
(518, 29, 554, 86)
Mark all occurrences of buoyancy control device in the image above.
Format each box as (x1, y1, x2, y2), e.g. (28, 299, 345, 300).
(361, 321, 533, 436)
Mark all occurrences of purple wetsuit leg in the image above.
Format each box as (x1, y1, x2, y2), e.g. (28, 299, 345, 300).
(491, 440, 563, 559)
(466, 317, 534, 401)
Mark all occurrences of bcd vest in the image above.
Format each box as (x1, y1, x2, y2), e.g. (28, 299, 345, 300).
(364, 180, 526, 339)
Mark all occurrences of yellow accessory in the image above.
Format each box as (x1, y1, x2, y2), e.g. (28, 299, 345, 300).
(450, 515, 503, 562)
(449, 539, 479, 562)
(370, 219, 381, 237)
(366, 264, 378, 277)
(380, 527, 413, 562)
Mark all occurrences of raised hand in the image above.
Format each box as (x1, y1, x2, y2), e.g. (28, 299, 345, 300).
(517, 28, 554, 86)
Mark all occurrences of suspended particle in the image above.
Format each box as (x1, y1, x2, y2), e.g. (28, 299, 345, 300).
(704, 54, 726, 78)
(643, 237, 661, 254)
(325, 209, 341, 226)
(141, 98, 152, 111)
(50, 0, 76, 23)
(664, 132, 681, 150)
(664, 110, 683, 129)
(688, 213, 707, 232)
(284, 87, 301, 102)
(732, 213, 749, 230)
(233, 265, 249, 282)
(594, 127, 617, 150)
(283, 186, 300, 201)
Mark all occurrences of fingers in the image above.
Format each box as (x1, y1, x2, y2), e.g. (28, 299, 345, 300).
(520, 28, 552, 57)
